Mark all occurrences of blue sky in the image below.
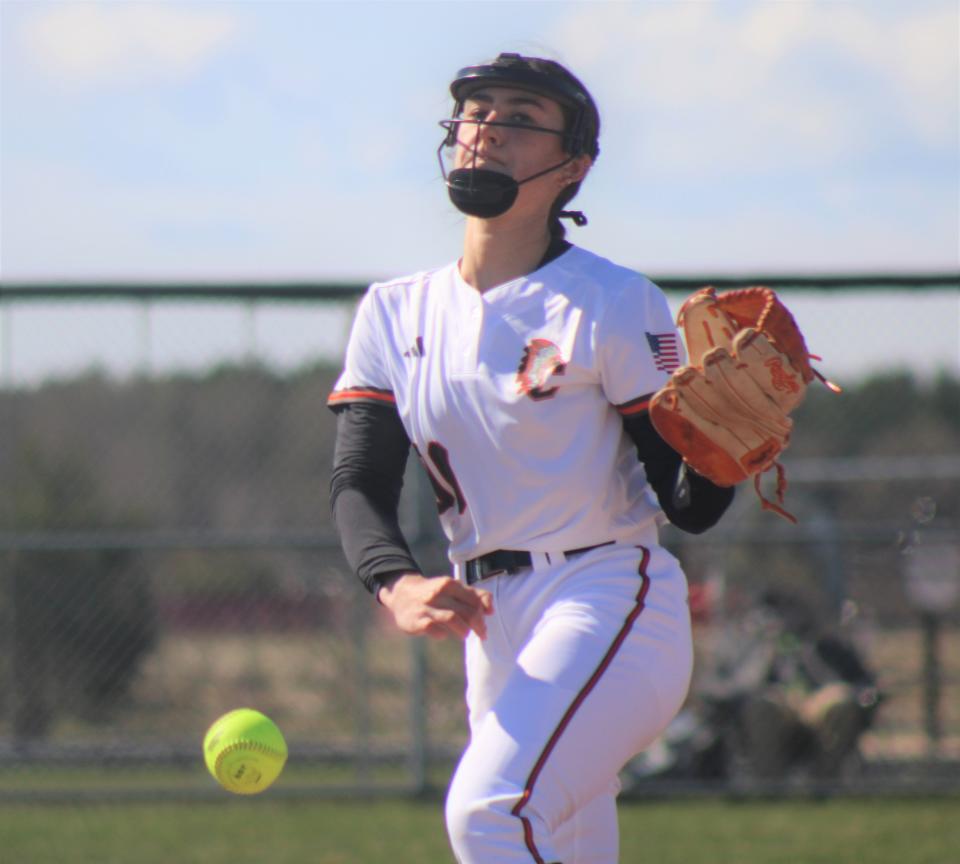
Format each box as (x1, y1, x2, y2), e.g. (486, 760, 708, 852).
(2, 0, 958, 281)
(0, 1, 957, 385)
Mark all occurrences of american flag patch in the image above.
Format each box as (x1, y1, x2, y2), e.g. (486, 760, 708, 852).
(645, 331, 681, 372)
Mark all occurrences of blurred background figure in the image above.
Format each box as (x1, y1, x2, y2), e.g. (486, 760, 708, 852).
(732, 589, 882, 781)
(625, 586, 883, 787)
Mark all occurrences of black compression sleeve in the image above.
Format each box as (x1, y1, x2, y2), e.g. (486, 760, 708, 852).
(329, 402, 421, 594)
(622, 411, 735, 534)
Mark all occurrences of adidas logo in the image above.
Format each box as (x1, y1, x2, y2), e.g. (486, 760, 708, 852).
(403, 336, 425, 358)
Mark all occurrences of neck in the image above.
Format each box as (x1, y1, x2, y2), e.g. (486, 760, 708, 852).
(459, 214, 552, 293)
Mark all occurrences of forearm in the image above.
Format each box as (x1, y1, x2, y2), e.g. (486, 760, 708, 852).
(622, 409, 734, 533)
(331, 487, 421, 594)
(329, 402, 422, 594)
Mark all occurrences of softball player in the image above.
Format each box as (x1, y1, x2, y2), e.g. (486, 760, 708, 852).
(329, 53, 734, 864)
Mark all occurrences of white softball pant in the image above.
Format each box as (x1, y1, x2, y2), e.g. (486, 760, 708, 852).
(445, 540, 693, 864)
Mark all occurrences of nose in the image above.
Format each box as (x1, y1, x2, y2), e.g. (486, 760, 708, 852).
(460, 112, 502, 151)
(477, 111, 503, 146)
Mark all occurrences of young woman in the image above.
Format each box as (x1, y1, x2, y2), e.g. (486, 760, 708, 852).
(329, 53, 734, 864)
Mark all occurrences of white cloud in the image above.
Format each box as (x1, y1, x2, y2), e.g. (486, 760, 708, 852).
(21, 1, 241, 85)
(745, 1, 959, 146)
(550, 1, 958, 174)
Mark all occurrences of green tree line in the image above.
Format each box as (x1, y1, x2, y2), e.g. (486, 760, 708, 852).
(2, 364, 956, 535)
(0, 364, 956, 739)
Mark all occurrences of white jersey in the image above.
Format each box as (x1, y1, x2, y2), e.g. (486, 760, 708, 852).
(329, 245, 685, 564)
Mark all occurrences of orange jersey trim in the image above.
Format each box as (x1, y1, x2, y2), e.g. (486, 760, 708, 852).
(615, 393, 654, 416)
(327, 387, 396, 406)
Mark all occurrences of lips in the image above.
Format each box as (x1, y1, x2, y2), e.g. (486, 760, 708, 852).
(461, 154, 508, 172)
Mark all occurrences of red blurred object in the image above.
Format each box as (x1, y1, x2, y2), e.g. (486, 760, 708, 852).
(688, 581, 716, 624)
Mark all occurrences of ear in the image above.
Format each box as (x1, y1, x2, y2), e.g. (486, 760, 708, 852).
(559, 155, 593, 187)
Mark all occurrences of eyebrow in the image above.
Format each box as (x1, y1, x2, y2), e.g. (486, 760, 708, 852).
(464, 91, 548, 111)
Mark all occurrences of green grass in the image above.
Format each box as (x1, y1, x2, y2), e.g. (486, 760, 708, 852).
(0, 796, 956, 864)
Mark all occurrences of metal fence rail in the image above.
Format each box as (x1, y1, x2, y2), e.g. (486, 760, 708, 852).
(3, 272, 958, 299)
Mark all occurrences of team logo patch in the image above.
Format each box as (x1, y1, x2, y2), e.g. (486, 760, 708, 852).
(517, 338, 566, 400)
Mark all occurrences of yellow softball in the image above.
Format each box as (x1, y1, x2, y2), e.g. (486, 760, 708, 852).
(203, 708, 288, 795)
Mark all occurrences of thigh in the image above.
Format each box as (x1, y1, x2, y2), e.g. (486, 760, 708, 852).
(454, 545, 692, 851)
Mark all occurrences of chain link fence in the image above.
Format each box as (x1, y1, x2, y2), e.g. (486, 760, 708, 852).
(0, 276, 957, 801)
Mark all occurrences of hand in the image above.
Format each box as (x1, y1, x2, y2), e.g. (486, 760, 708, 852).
(378, 573, 494, 641)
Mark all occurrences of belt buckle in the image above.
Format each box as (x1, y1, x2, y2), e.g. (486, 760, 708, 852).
(476, 559, 508, 582)
(464, 560, 482, 586)
(466, 559, 507, 585)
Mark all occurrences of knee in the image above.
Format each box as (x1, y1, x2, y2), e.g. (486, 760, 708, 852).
(444, 776, 504, 856)
(443, 775, 470, 850)
(445, 773, 552, 862)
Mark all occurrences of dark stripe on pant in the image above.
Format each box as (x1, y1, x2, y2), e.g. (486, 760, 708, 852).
(510, 547, 652, 863)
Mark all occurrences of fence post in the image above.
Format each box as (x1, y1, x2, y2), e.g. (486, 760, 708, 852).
(138, 300, 153, 377)
(903, 540, 959, 757)
(409, 638, 428, 793)
(351, 580, 372, 788)
(920, 611, 942, 753)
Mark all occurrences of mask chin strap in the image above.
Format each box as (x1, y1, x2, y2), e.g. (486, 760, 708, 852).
(438, 118, 579, 219)
(559, 210, 587, 227)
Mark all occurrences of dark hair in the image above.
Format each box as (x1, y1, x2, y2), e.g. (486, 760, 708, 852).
(518, 57, 599, 240)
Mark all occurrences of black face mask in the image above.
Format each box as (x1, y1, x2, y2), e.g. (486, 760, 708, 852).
(437, 118, 576, 219)
(444, 168, 519, 218)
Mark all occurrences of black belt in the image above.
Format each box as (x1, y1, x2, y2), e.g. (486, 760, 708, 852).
(464, 542, 614, 586)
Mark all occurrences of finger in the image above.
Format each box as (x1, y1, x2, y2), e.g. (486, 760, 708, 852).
(423, 606, 472, 641)
(466, 608, 488, 640)
(437, 578, 489, 608)
(465, 593, 492, 638)
(414, 579, 494, 640)
(476, 589, 494, 614)
(405, 612, 455, 640)
(444, 594, 491, 640)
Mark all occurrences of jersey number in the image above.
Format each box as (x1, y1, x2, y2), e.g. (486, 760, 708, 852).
(417, 441, 467, 515)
